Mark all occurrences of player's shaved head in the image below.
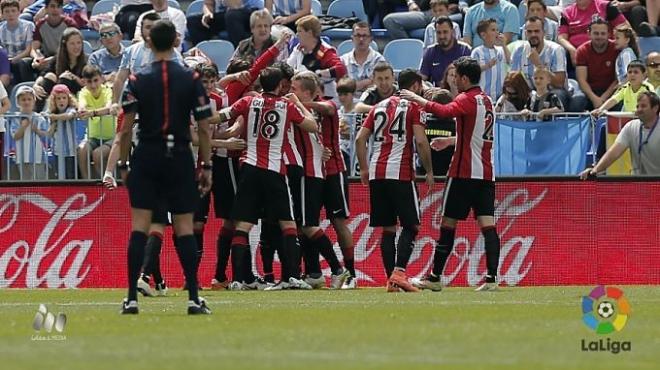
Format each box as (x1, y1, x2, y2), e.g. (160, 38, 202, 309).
(149, 20, 176, 52)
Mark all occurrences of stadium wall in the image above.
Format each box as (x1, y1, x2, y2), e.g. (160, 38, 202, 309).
(1, 179, 659, 288)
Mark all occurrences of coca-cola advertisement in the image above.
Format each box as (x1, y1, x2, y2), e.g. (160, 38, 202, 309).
(1, 181, 659, 288)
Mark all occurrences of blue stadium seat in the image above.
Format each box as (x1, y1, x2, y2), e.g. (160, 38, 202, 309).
(91, 0, 117, 16)
(383, 39, 424, 72)
(311, 0, 323, 15)
(168, 0, 181, 9)
(336, 39, 378, 56)
(409, 28, 425, 40)
(83, 40, 94, 55)
(186, 0, 205, 17)
(324, 0, 369, 39)
(638, 37, 660, 61)
(196, 40, 235, 73)
(9, 81, 35, 112)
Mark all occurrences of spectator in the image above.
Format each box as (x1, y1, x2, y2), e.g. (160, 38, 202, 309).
(336, 77, 356, 169)
(420, 16, 471, 86)
(558, 0, 628, 66)
(510, 16, 568, 107)
(339, 21, 385, 93)
(354, 61, 396, 113)
(114, 0, 153, 40)
(78, 64, 115, 179)
(0, 47, 11, 88)
(264, 0, 311, 31)
(462, 0, 519, 47)
(1, 0, 35, 85)
(647, 52, 660, 92)
(495, 71, 531, 115)
(521, 0, 558, 42)
(31, 0, 88, 29)
(134, 0, 186, 47)
(521, 67, 564, 121)
(232, 9, 289, 64)
(571, 18, 620, 112)
(470, 18, 509, 101)
(31, 0, 78, 73)
(11, 85, 49, 180)
(580, 92, 660, 176)
(423, 0, 462, 49)
(592, 60, 654, 115)
(45, 83, 78, 179)
(0, 81, 9, 178)
(88, 23, 125, 83)
(611, 0, 649, 36)
(187, 0, 262, 47)
(613, 26, 638, 84)
(287, 15, 347, 99)
(439, 62, 458, 97)
(33, 27, 86, 111)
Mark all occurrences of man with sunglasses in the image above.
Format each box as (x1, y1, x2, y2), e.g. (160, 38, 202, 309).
(339, 21, 385, 94)
(89, 23, 125, 83)
(646, 52, 660, 94)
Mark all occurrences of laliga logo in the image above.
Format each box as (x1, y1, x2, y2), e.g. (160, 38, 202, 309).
(580, 286, 632, 354)
(31, 304, 67, 341)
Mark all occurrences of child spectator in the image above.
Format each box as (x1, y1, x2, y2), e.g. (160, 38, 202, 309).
(496, 71, 531, 116)
(439, 62, 458, 97)
(10, 85, 49, 180)
(592, 60, 655, 115)
(522, 0, 559, 42)
(77, 64, 115, 179)
(423, 0, 462, 49)
(46, 83, 77, 179)
(471, 18, 509, 101)
(614, 26, 639, 85)
(521, 67, 564, 121)
(336, 77, 356, 170)
(0, 0, 36, 85)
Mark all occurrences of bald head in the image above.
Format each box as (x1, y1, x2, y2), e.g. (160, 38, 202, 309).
(647, 52, 660, 85)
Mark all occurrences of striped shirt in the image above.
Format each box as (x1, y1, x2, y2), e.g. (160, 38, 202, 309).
(471, 45, 506, 101)
(615, 47, 637, 84)
(269, 0, 303, 16)
(50, 107, 78, 157)
(0, 19, 35, 58)
(510, 40, 567, 89)
(339, 48, 385, 88)
(11, 113, 49, 164)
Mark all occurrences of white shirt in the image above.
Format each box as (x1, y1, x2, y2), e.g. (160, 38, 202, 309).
(133, 7, 187, 43)
(339, 48, 385, 89)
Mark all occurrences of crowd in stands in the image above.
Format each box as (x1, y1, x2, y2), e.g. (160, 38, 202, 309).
(0, 0, 658, 180)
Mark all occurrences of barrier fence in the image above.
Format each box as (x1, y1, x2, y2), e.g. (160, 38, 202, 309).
(1, 179, 658, 289)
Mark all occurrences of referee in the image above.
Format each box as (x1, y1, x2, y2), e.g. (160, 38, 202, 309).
(118, 20, 213, 315)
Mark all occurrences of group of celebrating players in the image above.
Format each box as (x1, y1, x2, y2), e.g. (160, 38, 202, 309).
(117, 20, 501, 315)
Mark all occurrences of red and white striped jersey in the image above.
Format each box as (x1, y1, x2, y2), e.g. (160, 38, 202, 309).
(318, 98, 346, 175)
(231, 93, 305, 174)
(363, 95, 425, 181)
(209, 91, 232, 158)
(424, 86, 495, 181)
(295, 108, 325, 178)
(283, 123, 303, 168)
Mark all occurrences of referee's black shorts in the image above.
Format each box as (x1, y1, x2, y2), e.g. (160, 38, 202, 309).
(368, 179, 420, 227)
(231, 164, 294, 225)
(127, 143, 198, 215)
(441, 177, 495, 220)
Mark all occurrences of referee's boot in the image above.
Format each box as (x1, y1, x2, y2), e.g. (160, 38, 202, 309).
(475, 275, 498, 292)
(187, 297, 212, 315)
(120, 299, 138, 314)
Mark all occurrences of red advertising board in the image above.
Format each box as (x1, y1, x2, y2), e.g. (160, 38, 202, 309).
(1, 181, 659, 288)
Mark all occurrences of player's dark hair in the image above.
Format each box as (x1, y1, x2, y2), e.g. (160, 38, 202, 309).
(434, 16, 453, 29)
(639, 91, 660, 113)
(397, 69, 422, 90)
(260, 67, 284, 93)
(150, 20, 176, 52)
(226, 58, 252, 74)
(454, 56, 481, 85)
(337, 77, 357, 94)
(194, 62, 219, 79)
(81, 64, 102, 79)
(431, 89, 453, 104)
(273, 61, 295, 81)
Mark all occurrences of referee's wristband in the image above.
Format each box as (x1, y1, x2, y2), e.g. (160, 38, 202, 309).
(117, 160, 129, 170)
(199, 162, 212, 171)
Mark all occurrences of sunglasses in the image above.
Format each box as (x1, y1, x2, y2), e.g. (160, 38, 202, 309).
(647, 62, 660, 69)
(100, 31, 119, 39)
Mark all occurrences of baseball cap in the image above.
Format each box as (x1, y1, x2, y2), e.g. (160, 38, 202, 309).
(15, 85, 36, 104)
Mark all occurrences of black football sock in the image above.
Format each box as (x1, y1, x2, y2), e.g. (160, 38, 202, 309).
(395, 226, 418, 270)
(215, 226, 233, 281)
(142, 231, 161, 277)
(380, 230, 396, 277)
(149, 232, 164, 284)
(340, 247, 356, 277)
(259, 222, 275, 277)
(175, 235, 200, 303)
(230, 230, 249, 283)
(482, 226, 500, 280)
(432, 226, 456, 276)
(281, 228, 299, 281)
(312, 230, 341, 274)
(301, 234, 320, 276)
(242, 242, 256, 284)
(127, 231, 147, 301)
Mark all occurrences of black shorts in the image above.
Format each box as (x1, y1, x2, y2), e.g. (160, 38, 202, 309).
(127, 143, 198, 215)
(300, 176, 324, 227)
(211, 156, 241, 219)
(368, 179, 420, 227)
(286, 165, 304, 225)
(441, 177, 495, 220)
(151, 205, 171, 225)
(322, 172, 350, 219)
(231, 164, 294, 224)
(194, 192, 210, 223)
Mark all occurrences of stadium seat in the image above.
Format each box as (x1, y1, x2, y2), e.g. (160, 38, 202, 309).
(168, 0, 181, 9)
(91, 0, 117, 16)
(383, 39, 424, 72)
(311, 0, 323, 15)
(324, 0, 369, 40)
(9, 81, 35, 112)
(83, 40, 94, 55)
(336, 39, 378, 55)
(409, 28, 425, 40)
(196, 40, 235, 73)
(638, 37, 660, 61)
(186, 0, 205, 17)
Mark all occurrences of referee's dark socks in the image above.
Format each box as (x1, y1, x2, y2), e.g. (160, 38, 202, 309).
(144, 231, 164, 284)
(481, 226, 500, 279)
(432, 226, 456, 276)
(242, 245, 256, 284)
(395, 226, 418, 270)
(380, 230, 396, 277)
(301, 234, 321, 277)
(312, 229, 342, 275)
(175, 234, 200, 303)
(215, 226, 233, 281)
(230, 230, 249, 283)
(127, 231, 147, 302)
(259, 223, 275, 278)
(193, 227, 204, 268)
(340, 247, 356, 277)
(281, 227, 299, 280)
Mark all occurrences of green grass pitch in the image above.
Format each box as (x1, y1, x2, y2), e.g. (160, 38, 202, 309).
(1, 286, 659, 370)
